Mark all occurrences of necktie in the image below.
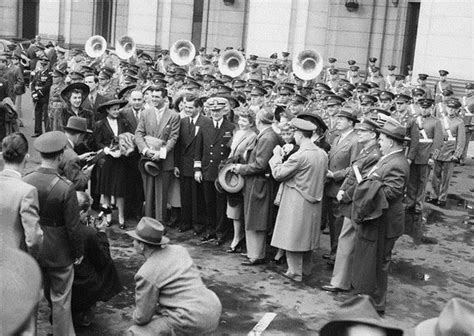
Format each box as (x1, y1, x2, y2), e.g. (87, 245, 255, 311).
(215, 121, 219, 129)
(189, 118, 195, 134)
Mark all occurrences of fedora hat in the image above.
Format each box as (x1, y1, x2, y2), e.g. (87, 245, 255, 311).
(320, 295, 403, 336)
(336, 106, 360, 123)
(60, 82, 90, 104)
(412, 298, 474, 336)
(297, 111, 328, 131)
(139, 157, 161, 177)
(214, 178, 225, 194)
(218, 164, 245, 193)
(0, 247, 42, 335)
(64, 116, 92, 134)
(97, 99, 128, 115)
(126, 217, 170, 246)
(379, 117, 408, 142)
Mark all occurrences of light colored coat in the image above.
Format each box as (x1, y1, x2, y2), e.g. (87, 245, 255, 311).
(132, 245, 221, 335)
(0, 169, 43, 257)
(270, 141, 328, 251)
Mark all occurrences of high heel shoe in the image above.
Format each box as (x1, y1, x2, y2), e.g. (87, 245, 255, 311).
(226, 239, 243, 253)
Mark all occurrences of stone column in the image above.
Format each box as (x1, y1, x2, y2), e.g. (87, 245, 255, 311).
(0, 0, 19, 39)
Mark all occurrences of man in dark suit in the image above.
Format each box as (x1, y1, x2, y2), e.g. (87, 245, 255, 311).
(121, 89, 145, 219)
(23, 131, 84, 335)
(175, 93, 211, 233)
(351, 118, 410, 314)
(134, 86, 180, 223)
(194, 96, 235, 243)
(324, 107, 360, 264)
(82, 73, 110, 121)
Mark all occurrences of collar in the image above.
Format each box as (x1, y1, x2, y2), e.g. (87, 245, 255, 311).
(214, 118, 223, 128)
(379, 149, 403, 162)
(37, 167, 59, 174)
(2, 168, 22, 178)
(339, 128, 353, 141)
(362, 139, 378, 151)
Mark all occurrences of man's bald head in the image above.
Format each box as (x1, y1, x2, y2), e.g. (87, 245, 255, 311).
(130, 90, 144, 110)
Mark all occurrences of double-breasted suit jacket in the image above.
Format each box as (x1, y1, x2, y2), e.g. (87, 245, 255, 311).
(194, 119, 235, 181)
(176, 114, 213, 177)
(81, 92, 110, 121)
(0, 169, 43, 257)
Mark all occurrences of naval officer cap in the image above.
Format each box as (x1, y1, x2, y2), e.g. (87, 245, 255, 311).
(291, 118, 316, 132)
(34, 131, 68, 154)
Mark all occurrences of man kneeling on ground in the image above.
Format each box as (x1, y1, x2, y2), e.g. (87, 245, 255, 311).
(127, 217, 222, 335)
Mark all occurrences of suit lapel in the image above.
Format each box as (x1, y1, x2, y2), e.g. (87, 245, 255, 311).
(157, 106, 171, 136)
(330, 131, 354, 158)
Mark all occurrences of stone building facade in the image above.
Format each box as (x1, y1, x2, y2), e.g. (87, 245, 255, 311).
(0, 0, 472, 80)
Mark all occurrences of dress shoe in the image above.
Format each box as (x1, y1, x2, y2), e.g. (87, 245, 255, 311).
(437, 200, 447, 207)
(31, 133, 41, 138)
(321, 284, 348, 293)
(241, 258, 266, 266)
(426, 197, 438, 205)
(119, 223, 126, 230)
(281, 271, 302, 282)
(272, 257, 286, 265)
(226, 239, 243, 253)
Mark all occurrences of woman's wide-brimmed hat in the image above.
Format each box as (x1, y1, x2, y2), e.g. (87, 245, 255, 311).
(97, 99, 128, 115)
(60, 82, 90, 104)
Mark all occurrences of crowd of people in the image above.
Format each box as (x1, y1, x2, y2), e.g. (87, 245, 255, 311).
(0, 35, 473, 335)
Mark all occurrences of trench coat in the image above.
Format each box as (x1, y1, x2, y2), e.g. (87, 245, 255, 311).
(238, 127, 282, 231)
(269, 141, 328, 251)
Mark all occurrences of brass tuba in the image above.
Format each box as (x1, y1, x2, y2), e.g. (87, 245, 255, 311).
(170, 40, 196, 66)
(115, 35, 136, 60)
(85, 35, 107, 58)
(292, 49, 323, 80)
(218, 49, 246, 78)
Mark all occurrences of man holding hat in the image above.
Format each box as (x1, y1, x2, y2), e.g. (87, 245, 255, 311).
(322, 118, 381, 292)
(23, 131, 84, 335)
(135, 86, 180, 224)
(194, 96, 235, 243)
(59, 116, 95, 191)
(324, 106, 360, 265)
(30, 54, 52, 137)
(126, 217, 222, 335)
(351, 117, 410, 313)
(269, 118, 328, 282)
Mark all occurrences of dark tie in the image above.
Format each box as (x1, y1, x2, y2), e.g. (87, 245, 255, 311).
(189, 118, 195, 135)
(215, 121, 219, 130)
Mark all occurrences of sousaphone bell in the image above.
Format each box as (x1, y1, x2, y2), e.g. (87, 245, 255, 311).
(85, 35, 107, 58)
(218, 50, 246, 78)
(170, 40, 196, 66)
(116, 35, 136, 60)
(293, 49, 323, 81)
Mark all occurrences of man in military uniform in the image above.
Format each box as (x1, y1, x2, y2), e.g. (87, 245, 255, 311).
(366, 66, 385, 90)
(194, 97, 235, 244)
(415, 73, 433, 99)
(434, 69, 453, 104)
(461, 82, 474, 163)
(430, 98, 466, 206)
(322, 57, 337, 82)
(31, 55, 52, 137)
(378, 90, 395, 113)
(384, 65, 397, 92)
(405, 98, 443, 213)
(23, 131, 84, 335)
(326, 68, 340, 91)
(391, 94, 419, 164)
